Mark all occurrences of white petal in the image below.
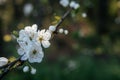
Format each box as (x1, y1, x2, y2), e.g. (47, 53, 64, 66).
(21, 53, 29, 61)
(42, 41, 51, 48)
(25, 26, 31, 31)
(19, 30, 25, 36)
(28, 50, 44, 63)
(43, 31, 51, 40)
(39, 29, 45, 35)
(32, 24, 38, 31)
(0, 57, 8, 67)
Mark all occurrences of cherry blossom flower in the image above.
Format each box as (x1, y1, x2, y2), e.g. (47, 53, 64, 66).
(37, 29, 51, 48)
(60, 0, 69, 7)
(28, 43, 44, 63)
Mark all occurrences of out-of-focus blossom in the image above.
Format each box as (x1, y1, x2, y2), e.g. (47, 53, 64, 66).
(82, 13, 87, 18)
(23, 66, 29, 72)
(64, 30, 69, 35)
(31, 67, 36, 74)
(49, 25, 56, 32)
(69, 1, 80, 9)
(60, 0, 69, 7)
(59, 28, 64, 33)
(23, 3, 33, 16)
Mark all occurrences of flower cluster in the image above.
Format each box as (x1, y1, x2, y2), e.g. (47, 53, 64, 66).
(0, 0, 78, 78)
(17, 24, 57, 74)
(17, 24, 56, 63)
(60, 0, 80, 9)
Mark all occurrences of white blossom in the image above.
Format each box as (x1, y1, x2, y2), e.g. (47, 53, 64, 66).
(17, 24, 44, 63)
(31, 67, 36, 74)
(64, 30, 69, 35)
(37, 29, 51, 48)
(23, 3, 33, 16)
(58, 28, 64, 33)
(82, 13, 87, 18)
(69, 1, 80, 9)
(0, 57, 8, 67)
(23, 66, 29, 72)
(28, 43, 44, 63)
(60, 0, 69, 7)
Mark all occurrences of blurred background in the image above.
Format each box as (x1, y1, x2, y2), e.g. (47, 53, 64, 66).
(0, 0, 120, 80)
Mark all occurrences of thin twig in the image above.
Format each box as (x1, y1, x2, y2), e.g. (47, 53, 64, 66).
(0, 56, 23, 80)
(54, 8, 72, 34)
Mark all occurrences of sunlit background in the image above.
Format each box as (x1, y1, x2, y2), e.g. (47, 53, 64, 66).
(0, 0, 120, 80)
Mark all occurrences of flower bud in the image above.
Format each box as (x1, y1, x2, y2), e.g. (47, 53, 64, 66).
(64, 30, 69, 35)
(49, 25, 56, 32)
(58, 28, 64, 33)
(31, 68, 36, 74)
(0, 57, 8, 67)
(23, 66, 29, 72)
(70, 1, 80, 9)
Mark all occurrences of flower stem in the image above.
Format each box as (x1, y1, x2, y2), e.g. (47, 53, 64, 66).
(0, 56, 24, 80)
(54, 8, 72, 34)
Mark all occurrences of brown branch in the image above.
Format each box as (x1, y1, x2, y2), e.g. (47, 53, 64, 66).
(0, 56, 24, 80)
(53, 8, 72, 34)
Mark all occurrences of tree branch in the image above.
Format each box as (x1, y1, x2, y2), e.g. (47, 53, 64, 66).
(0, 56, 24, 80)
(54, 8, 72, 34)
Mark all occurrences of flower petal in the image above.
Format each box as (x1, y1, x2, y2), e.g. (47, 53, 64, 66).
(39, 29, 45, 35)
(21, 53, 29, 61)
(43, 30, 51, 40)
(32, 24, 38, 31)
(42, 41, 51, 48)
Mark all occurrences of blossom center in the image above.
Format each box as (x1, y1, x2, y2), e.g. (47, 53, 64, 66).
(33, 50, 37, 55)
(38, 36, 43, 42)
